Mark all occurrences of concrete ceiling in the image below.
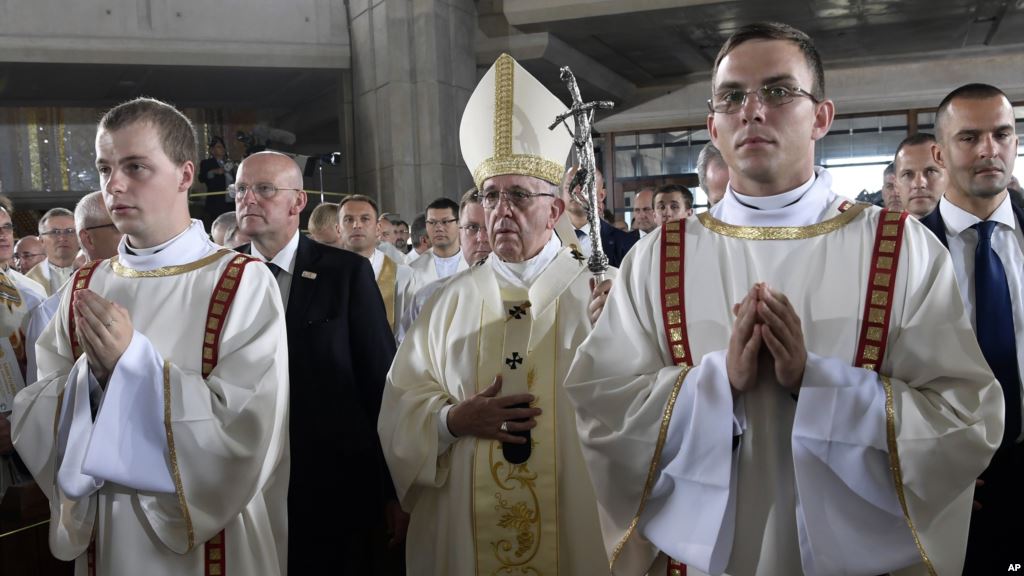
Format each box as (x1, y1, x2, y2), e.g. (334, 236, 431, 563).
(483, 0, 1024, 109)
(0, 1, 1021, 141)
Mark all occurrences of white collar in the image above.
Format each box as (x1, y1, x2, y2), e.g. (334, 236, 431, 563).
(712, 167, 834, 228)
(730, 172, 816, 210)
(939, 193, 1016, 236)
(490, 233, 561, 289)
(118, 220, 217, 271)
(370, 249, 384, 277)
(251, 229, 300, 274)
(432, 249, 462, 263)
(48, 260, 72, 273)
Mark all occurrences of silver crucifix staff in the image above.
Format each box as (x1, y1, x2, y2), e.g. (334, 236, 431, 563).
(549, 66, 615, 282)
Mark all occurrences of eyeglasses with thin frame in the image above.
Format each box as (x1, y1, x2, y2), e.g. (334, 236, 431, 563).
(14, 251, 44, 260)
(459, 223, 485, 235)
(228, 183, 303, 200)
(0, 223, 13, 235)
(84, 223, 118, 232)
(477, 189, 556, 210)
(707, 84, 821, 114)
(426, 218, 458, 228)
(40, 227, 76, 237)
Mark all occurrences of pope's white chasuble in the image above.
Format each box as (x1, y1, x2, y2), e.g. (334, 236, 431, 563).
(380, 247, 609, 576)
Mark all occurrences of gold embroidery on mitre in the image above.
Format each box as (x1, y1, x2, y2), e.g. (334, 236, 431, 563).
(471, 53, 565, 190)
(473, 155, 565, 191)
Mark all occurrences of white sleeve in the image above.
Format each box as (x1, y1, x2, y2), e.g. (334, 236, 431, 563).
(437, 403, 457, 454)
(791, 352, 919, 575)
(639, 350, 738, 576)
(57, 330, 174, 498)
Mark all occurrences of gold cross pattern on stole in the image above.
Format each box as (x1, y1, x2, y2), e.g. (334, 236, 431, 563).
(507, 301, 531, 320)
(500, 290, 534, 465)
(505, 352, 524, 370)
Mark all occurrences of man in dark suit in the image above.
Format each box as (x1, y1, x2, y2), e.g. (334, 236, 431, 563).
(234, 151, 403, 575)
(561, 165, 637, 267)
(919, 83, 1021, 575)
(198, 136, 236, 220)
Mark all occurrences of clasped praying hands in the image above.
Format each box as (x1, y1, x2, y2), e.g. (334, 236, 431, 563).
(73, 289, 133, 386)
(727, 282, 807, 394)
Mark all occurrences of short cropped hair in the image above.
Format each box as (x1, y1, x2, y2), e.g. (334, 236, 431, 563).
(460, 188, 480, 214)
(74, 192, 109, 231)
(309, 202, 340, 232)
(426, 197, 460, 220)
(339, 194, 379, 218)
(654, 184, 694, 210)
(713, 22, 825, 100)
(410, 214, 428, 244)
(379, 212, 402, 225)
(211, 211, 237, 231)
(894, 132, 937, 161)
(696, 143, 725, 192)
(98, 97, 198, 167)
(935, 83, 1011, 140)
(39, 207, 75, 233)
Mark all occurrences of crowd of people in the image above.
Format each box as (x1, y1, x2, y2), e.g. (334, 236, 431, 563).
(0, 19, 1018, 576)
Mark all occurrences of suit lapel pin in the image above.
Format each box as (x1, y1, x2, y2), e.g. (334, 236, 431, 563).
(301, 270, 317, 279)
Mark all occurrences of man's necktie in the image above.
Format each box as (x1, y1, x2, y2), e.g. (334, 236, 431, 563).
(972, 220, 1022, 445)
(575, 229, 586, 241)
(266, 262, 283, 278)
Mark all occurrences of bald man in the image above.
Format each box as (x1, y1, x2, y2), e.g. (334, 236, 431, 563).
(233, 151, 402, 575)
(13, 236, 45, 274)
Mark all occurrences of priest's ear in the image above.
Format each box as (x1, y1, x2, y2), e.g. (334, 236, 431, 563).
(177, 160, 195, 194)
(290, 190, 308, 216)
(548, 194, 565, 227)
(810, 99, 835, 141)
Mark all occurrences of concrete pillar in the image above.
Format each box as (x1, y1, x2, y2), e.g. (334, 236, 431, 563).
(349, 0, 477, 220)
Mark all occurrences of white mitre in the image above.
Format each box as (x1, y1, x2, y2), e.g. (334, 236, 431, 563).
(459, 53, 574, 191)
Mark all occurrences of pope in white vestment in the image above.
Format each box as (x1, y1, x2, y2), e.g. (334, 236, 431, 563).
(566, 170, 1003, 576)
(12, 221, 290, 576)
(378, 53, 609, 575)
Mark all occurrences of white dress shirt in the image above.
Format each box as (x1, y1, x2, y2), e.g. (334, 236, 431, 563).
(251, 230, 300, 306)
(937, 194, 1024, 440)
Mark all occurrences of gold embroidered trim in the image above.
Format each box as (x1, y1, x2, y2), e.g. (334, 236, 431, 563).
(472, 154, 565, 191)
(881, 375, 936, 576)
(610, 366, 691, 568)
(697, 202, 869, 240)
(68, 260, 102, 360)
(494, 53, 514, 159)
(473, 53, 563, 191)
(377, 254, 398, 330)
(110, 249, 233, 278)
(163, 359, 196, 551)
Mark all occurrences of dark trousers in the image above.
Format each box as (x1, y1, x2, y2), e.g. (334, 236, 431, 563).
(963, 442, 1024, 574)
